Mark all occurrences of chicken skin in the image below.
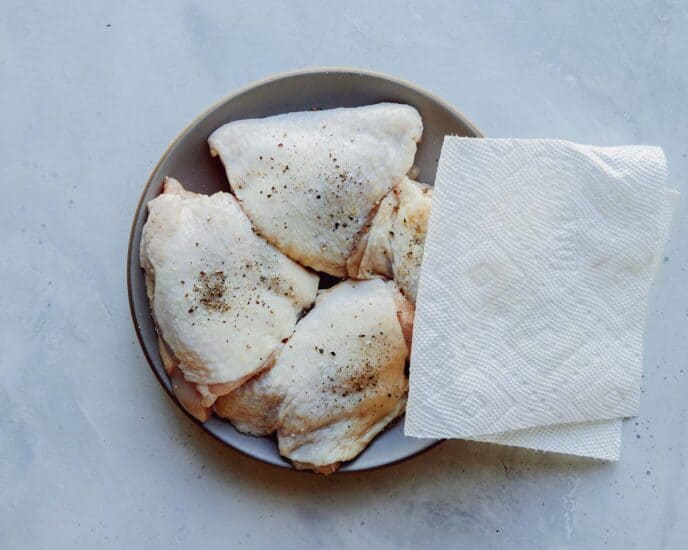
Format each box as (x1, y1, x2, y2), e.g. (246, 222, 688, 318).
(208, 103, 423, 276)
(140, 177, 319, 420)
(214, 279, 413, 473)
(348, 177, 432, 304)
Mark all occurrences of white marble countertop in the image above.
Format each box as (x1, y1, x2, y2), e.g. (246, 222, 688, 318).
(2, 2, 687, 548)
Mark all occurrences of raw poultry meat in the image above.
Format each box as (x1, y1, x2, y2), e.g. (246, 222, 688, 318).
(348, 177, 432, 304)
(140, 177, 319, 420)
(208, 103, 423, 276)
(214, 279, 413, 473)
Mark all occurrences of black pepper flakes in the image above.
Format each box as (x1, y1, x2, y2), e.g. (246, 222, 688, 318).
(193, 270, 230, 313)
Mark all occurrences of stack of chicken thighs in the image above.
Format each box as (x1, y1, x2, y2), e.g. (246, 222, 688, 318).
(141, 103, 433, 473)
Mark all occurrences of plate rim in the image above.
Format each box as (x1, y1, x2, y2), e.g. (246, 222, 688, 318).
(126, 67, 484, 474)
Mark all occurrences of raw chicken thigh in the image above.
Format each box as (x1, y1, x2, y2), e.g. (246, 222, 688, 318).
(214, 279, 414, 473)
(140, 178, 319, 421)
(348, 177, 432, 304)
(208, 103, 423, 276)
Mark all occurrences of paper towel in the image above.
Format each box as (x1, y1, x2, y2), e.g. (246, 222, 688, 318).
(405, 138, 676, 459)
(469, 419, 622, 461)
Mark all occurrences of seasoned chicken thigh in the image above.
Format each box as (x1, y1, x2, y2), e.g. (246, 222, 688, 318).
(140, 178, 319, 420)
(348, 177, 432, 304)
(214, 279, 413, 473)
(208, 103, 423, 276)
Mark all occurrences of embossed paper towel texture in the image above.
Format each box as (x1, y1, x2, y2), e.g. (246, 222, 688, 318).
(469, 419, 622, 460)
(405, 138, 676, 459)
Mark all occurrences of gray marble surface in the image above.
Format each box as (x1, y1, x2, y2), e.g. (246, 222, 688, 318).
(2, 2, 687, 549)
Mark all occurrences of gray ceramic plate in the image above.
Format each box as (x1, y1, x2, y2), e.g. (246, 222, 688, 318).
(127, 68, 482, 472)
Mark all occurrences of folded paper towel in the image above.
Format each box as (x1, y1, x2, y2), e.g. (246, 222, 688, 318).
(405, 138, 677, 460)
(468, 419, 622, 461)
